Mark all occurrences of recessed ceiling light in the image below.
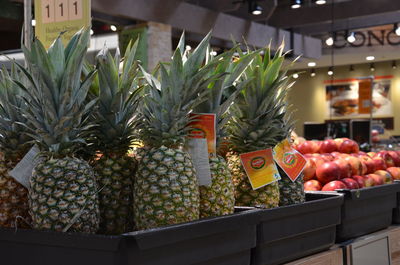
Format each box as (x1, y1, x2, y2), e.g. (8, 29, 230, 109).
(110, 25, 117, 32)
(249, 0, 263, 15)
(310, 69, 316, 77)
(315, 0, 326, 4)
(293, 73, 299, 79)
(366, 56, 375, 61)
(90, 29, 94, 36)
(325, 37, 334, 46)
(291, 0, 302, 9)
(308, 62, 316, 67)
(328, 67, 333, 76)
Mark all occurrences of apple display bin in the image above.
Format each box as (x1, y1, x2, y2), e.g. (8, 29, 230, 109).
(249, 192, 343, 265)
(0, 209, 259, 265)
(333, 183, 400, 242)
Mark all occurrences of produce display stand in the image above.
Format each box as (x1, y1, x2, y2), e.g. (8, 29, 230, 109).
(0, 209, 259, 265)
(251, 192, 344, 265)
(389, 225, 400, 264)
(392, 181, 400, 224)
(333, 183, 400, 242)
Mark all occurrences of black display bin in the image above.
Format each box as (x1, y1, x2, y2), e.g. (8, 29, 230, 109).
(334, 183, 400, 242)
(251, 192, 344, 265)
(0, 209, 259, 265)
(392, 181, 400, 224)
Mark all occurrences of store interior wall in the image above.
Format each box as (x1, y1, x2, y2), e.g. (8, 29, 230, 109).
(288, 61, 400, 137)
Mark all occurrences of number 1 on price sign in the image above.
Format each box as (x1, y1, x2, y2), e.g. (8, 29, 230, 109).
(41, 0, 55, 23)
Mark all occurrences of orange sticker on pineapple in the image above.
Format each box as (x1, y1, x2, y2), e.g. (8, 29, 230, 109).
(188, 113, 216, 155)
(273, 139, 306, 182)
(240, 149, 281, 190)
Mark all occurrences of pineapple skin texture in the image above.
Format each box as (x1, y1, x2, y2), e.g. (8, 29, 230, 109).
(92, 154, 136, 235)
(199, 155, 235, 218)
(228, 154, 279, 208)
(278, 167, 305, 206)
(134, 146, 200, 230)
(29, 157, 100, 233)
(0, 158, 30, 228)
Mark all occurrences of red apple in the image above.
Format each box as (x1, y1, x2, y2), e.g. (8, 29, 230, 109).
(296, 141, 319, 155)
(316, 162, 341, 184)
(360, 157, 376, 174)
(333, 159, 352, 179)
(304, 180, 322, 191)
(387, 167, 400, 181)
(388, 151, 400, 167)
(334, 138, 345, 149)
(339, 139, 360, 154)
(363, 175, 376, 187)
(360, 161, 368, 175)
(310, 156, 326, 168)
(372, 157, 387, 171)
(368, 173, 385, 186)
(321, 153, 334, 162)
(344, 156, 363, 176)
(341, 178, 360, 189)
(375, 151, 395, 168)
(372, 129, 379, 136)
(319, 139, 337, 154)
(358, 151, 367, 156)
(352, 175, 365, 188)
(303, 159, 317, 181)
(372, 136, 380, 143)
(322, 180, 348, 191)
(374, 170, 393, 184)
(367, 152, 376, 158)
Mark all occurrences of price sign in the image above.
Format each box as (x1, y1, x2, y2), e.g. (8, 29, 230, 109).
(34, 0, 91, 48)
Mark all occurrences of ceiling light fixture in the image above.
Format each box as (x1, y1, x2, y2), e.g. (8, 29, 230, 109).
(366, 56, 375, 61)
(90, 29, 94, 36)
(110, 25, 117, 32)
(311, 69, 316, 77)
(249, 0, 263, 15)
(325, 36, 334, 46)
(293, 73, 299, 79)
(370, 63, 375, 72)
(392, 60, 397, 69)
(328, 67, 333, 76)
(347, 31, 356, 43)
(395, 23, 400, 36)
(291, 0, 302, 9)
(308, 62, 316, 67)
(315, 0, 326, 4)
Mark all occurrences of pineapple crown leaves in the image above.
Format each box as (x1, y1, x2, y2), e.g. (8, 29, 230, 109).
(91, 39, 143, 154)
(14, 28, 97, 157)
(194, 47, 256, 149)
(229, 43, 297, 153)
(0, 63, 32, 161)
(139, 31, 224, 148)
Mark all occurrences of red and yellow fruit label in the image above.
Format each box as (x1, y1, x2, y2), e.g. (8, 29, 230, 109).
(240, 149, 281, 190)
(273, 139, 307, 182)
(188, 113, 216, 156)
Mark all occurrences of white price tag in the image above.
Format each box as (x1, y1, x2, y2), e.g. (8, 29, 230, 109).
(9, 145, 41, 189)
(187, 138, 212, 186)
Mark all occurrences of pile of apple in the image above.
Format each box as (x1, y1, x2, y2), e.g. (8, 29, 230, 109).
(294, 138, 400, 191)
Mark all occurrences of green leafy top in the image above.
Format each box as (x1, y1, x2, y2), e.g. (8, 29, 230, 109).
(91, 40, 142, 155)
(229, 44, 296, 154)
(194, 48, 255, 150)
(14, 28, 97, 158)
(139, 32, 225, 148)
(0, 63, 32, 162)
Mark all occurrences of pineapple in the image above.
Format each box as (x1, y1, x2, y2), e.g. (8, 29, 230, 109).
(90, 41, 142, 234)
(15, 29, 100, 233)
(194, 48, 255, 218)
(0, 64, 32, 228)
(134, 32, 219, 230)
(229, 44, 302, 208)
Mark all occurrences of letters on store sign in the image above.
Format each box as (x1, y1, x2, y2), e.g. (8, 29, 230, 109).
(331, 30, 400, 49)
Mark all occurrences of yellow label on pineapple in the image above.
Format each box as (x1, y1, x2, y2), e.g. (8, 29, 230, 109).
(240, 149, 281, 190)
(34, 0, 91, 49)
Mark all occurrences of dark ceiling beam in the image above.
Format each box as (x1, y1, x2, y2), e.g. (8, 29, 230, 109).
(91, 0, 321, 58)
(268, 0, 400, 30)
(298, 11, 400, 35)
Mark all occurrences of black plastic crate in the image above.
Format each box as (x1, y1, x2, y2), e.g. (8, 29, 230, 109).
(334, 183, 400, 242)
(393, 181, 400, 224)
(251, 192, 344, 265)
(0, 209, 259, 265)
